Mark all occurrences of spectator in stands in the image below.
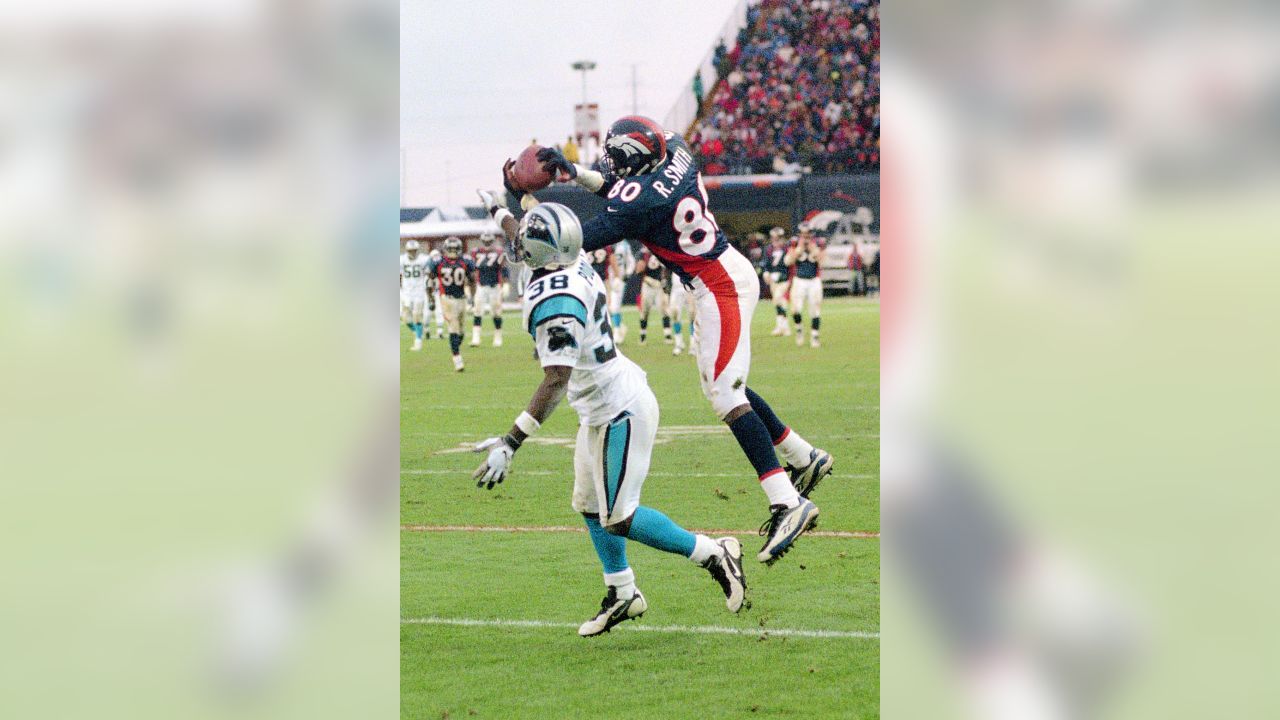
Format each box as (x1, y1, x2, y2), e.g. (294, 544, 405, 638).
(693, 73, 704, 108)
(688, 0, 879, 176)
(563, 136, 579, 164)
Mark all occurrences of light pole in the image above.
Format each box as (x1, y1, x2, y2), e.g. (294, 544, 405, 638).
(571, 60, 596, 104)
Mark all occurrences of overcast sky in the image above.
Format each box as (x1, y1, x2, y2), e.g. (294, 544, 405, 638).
(400, 0, 739, 207)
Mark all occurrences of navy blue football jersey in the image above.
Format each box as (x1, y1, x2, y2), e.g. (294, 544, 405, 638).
(791, 240, 823, 280)
(581, 133, 729, 283)
(762, 244, 789, 275)
(432, 255, 475, 298)
(471, 246, 504, 287)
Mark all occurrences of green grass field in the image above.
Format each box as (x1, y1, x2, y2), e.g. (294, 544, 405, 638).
(401, 296, 880, 719)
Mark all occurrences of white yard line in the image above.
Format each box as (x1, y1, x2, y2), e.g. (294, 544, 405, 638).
(401, 615, 879, 640)
(401, 524, 879, 539)
(400, 468, 876, 480)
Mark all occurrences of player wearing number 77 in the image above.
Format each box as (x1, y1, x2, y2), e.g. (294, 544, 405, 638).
(470, 191, 747, 637)
(526, 116, 830, 564)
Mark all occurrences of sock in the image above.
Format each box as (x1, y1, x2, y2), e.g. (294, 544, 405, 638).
(776, 304, 786, 317)
(726, 411, 797, 506)
(793, 312, 803, 331)
(626, 506, 696, 557)
(611, 312, 622, 327)
(760, 468, 800, 507)
(449, 333, 462, 355)
(745, 387, 788, 441)
(673, 321, 682, 335)
(689, 534, 722, 566)
(412, 323, 423, 339)
(473, 316, 482, 327)
(812, 316, 821, 331)
(639, 317, 648, 340)
(603, 568, 636, 600)
(747, 386, 816, 466)
(584, 514, 628, 574)
(662, 317, 671, 331)
(493, 316, 503, 330)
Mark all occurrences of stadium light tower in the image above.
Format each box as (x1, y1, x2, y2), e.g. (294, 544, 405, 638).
(571, 60, 597, 103)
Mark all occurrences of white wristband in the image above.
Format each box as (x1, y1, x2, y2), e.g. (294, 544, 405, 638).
(514, 411, 541, 436)
(492, 207, 513, 226)
(573, 165, 605, 193)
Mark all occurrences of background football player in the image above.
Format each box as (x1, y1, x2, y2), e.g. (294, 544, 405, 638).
(785, 222, 825, 348)
(666, 271, 696, 356)
(473, 192, 746, 637)
(470, 232, 506, 347)
(428, 236, 475, 371)
(762, 227, 792, 336)
(531, 115, 830, 564)
(400, 239, 431, 350)
(427, 246, 446, 339)
(635, 249, 672, 345)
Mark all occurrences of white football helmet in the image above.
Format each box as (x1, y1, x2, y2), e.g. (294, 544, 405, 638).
(404, 239, 420, 255)
(518, 203, 582, 270)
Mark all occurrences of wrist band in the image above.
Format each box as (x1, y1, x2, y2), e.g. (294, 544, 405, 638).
(515, 411, 541, 436)
(502, 433, 522, 451)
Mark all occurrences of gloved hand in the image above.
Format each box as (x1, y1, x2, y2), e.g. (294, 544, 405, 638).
(502, 159, 527, 202)
(472, 436, 517, 489)
(536, 147, 577, 182)
(476, 188, 505, 216)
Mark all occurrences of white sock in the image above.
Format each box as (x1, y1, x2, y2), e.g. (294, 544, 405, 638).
(775, 428, 815, 467)
(688, 534, 721, 565)
(603, 568, 636, 599)
(760, 469, 800, 508)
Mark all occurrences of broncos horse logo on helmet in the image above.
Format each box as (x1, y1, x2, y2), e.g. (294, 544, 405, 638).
(601, 116, 668, 179)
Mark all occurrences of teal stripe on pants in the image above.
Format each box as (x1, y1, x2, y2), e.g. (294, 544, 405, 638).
(603, 415, 631, 516)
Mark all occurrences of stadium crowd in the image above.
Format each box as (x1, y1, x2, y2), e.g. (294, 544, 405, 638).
(689, 0, 880, 176)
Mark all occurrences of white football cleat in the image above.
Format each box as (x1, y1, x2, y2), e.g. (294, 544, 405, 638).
(435, 329, 444, 339)
(672, 345, 682, 356)
(757, 498, 820, 565)
(810, 337, 821, 348)
(493, 331, 503, 347)
(578, 587, 647, 637)
(452, 355, 465, 372)
(771, 325, 788, 336)
(702, 538, 747, 612)
(788, 448, 834, 498)
(411, 338, 422, 351)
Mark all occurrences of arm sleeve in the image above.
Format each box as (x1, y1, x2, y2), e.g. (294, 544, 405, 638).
(581, 209, 635, 253)
(533, 315, 585, 368)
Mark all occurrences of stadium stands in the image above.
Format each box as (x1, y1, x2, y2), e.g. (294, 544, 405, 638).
(688, 0, 879, 175)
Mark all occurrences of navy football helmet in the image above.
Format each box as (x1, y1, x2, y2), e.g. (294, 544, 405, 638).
(601, 116, 668, 179)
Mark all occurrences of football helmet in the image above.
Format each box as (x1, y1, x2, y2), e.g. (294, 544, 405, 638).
(769, 227, 786, 241)
(404, 239, 420, 255)
(601, 116, 668, 179)
(443, 236, 464, 258)
(480, 232, 496, 247)
(518, 203, 582, 270)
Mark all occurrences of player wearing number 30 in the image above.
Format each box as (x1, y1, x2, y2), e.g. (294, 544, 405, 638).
(471, 194, 746, 637)
(428, 237, 475, 372)
(527, 116, 830, 564)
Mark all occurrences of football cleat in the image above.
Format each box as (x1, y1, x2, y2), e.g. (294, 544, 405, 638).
(453, 355, 465, 372)
(787, 448, 834, 498)
(795, 330, 805, 346)
(757, 498, 820, 565)
(672, 345, 682, 356)
(578, 587, 647, 637)
(702, 538, 747, 612)
(493, 331, 503, 347)
(771, 325, 788, 336)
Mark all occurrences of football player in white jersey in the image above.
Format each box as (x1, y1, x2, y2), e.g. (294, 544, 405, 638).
(472, 191, 746, 637)
(666, 273, 696, 356)
(609, 240, 634, 344)
(400, 240, 432, 350)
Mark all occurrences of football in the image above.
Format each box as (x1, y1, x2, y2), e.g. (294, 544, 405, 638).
(510, 144, 553, 192)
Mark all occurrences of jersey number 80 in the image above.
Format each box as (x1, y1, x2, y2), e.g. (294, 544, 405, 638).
(671, 176, 719, 256)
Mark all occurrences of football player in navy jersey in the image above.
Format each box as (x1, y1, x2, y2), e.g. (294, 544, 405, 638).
(762, 227, 792, 336)
(635, 249, 672, 345)
(470, 232, 506, 347)
(429, 237, 476, 371)
(785, 222, 826, 348)
(522, 116, 832, 564)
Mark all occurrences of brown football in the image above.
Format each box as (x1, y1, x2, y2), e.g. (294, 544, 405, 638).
(511, 144, 553, 192)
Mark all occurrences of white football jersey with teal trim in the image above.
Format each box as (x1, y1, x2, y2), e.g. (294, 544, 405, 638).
(522, 253, 647, 426)
(400, 252, 431, 296)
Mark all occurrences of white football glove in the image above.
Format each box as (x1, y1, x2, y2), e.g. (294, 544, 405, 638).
(472, 436, 516, 490)
(476, 188, 505, 215)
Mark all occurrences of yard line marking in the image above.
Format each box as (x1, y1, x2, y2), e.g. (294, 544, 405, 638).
(401, 616, 879, 640)
(401, 469, 876, 480)
(401, 524, 879, 539)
